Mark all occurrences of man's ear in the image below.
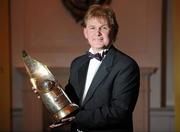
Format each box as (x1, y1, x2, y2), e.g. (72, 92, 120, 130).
(83, 28, 88, 39)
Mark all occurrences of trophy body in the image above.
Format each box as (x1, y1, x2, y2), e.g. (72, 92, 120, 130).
(22, 51, 79, 123)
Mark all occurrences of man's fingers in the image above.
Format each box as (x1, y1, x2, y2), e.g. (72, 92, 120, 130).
(32, 87, 40, 99)
(49, 123, 64, 128)
(49, 116, 75, 128)
(61, 116, 75, 122)
(32, 87, 38, 93)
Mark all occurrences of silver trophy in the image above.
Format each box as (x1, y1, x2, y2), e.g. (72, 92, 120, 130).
(21, 51, 79, 124)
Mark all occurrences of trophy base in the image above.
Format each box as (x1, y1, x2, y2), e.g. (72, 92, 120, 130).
(52, 103, 79, 123)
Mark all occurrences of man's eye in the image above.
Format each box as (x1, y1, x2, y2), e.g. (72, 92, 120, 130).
(102, 26, 109, 30)
(89, 27, 95, 29)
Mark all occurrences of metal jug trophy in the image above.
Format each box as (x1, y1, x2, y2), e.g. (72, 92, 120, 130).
(21, 51, 79, 124)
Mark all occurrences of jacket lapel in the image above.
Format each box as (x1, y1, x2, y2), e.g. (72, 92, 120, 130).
(77, 58, 90, 100)
(82, 47, 115, 105)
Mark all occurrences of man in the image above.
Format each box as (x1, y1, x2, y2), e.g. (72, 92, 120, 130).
(63, 4, 140, 132)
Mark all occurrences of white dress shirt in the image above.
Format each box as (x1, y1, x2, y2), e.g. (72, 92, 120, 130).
(81, 48, 107, 102)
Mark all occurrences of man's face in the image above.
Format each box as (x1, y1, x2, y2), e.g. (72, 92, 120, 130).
(83, 18, 111, 52)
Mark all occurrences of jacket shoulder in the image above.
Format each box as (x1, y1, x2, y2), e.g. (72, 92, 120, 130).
(111, 46, 139, 68)
(71, 54, 87, 65)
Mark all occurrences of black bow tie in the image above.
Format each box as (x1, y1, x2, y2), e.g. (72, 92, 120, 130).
(87, 50, 108, 61)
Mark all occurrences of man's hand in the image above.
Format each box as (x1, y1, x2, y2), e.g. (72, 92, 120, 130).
(32, 87, 40, 99)
(49, 116, 75, 128)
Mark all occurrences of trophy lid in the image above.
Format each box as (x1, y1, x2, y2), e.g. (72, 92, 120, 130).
(21, 50, 55, 82)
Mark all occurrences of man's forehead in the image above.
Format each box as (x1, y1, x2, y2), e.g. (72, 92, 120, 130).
(86, 17, 108, 24)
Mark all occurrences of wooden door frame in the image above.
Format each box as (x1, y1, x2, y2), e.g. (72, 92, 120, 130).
(0, 0, 12, 131)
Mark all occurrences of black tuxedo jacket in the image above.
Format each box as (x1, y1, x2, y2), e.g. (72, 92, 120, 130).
(65, 45, 140, 132)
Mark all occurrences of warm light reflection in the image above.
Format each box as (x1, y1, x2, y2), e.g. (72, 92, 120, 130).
(30, 78, 37, 89)
(36, 63, 50, 77)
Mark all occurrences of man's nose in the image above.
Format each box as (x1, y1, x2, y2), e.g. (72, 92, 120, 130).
(97, 29, 102, 36)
